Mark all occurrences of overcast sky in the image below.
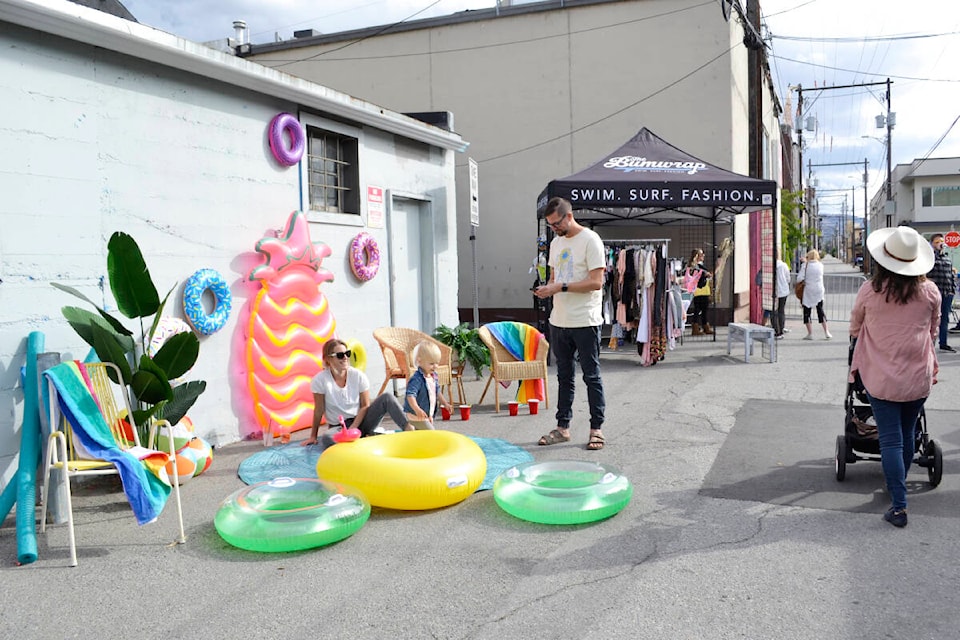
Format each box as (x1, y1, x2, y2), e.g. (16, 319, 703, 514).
(120, 0, 960, 218)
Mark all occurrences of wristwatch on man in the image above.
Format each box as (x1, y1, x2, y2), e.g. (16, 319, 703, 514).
(561, 283, 568, 292)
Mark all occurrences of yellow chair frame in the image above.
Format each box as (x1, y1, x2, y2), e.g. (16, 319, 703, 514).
(40, 361, 185, 567)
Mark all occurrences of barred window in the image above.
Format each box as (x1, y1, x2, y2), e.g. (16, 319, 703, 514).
(306, 127, 360, 215)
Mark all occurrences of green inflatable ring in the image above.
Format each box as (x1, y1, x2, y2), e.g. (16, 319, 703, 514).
(215, 477, 370, 552)
(493, 460, 632, 525)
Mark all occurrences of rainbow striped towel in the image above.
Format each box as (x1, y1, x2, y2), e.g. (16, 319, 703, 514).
(42, 361, 171, 525)
(486, 322, 545, 404)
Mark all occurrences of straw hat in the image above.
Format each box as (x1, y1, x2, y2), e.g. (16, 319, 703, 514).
(866, 226, 934, 276)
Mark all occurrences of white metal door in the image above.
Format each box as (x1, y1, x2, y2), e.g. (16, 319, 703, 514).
(388, 196, 436, 331)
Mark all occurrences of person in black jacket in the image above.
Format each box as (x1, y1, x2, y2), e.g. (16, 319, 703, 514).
(926, 233, 956, 353)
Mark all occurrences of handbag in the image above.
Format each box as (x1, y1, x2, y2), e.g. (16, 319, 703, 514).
(795, 280, 805, 301)
(694, 280, 711, 297)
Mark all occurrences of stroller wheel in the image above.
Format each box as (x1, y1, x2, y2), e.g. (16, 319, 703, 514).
(835, 435, 847, 482)
(927, 440, 943, 487)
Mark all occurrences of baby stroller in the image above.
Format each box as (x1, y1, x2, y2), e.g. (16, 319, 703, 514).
(836, 338, 943, 486)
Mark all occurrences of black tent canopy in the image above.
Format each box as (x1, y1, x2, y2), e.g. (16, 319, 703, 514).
(537, 128, 778, 225)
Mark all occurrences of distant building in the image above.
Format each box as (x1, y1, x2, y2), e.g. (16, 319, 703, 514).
(869, 157, 960, 237)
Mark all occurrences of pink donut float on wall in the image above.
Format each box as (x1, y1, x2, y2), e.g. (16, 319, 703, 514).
(268, 113, 306, 167)
(349, 232, 380, 282)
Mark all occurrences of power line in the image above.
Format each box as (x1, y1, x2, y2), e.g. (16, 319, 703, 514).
(770, 54, 960, 83)
(471, 44, 738, 165)
(772, 31, 960, 43)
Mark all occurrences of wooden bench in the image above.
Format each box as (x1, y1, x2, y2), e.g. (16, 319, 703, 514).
(726, 322, 777, 363)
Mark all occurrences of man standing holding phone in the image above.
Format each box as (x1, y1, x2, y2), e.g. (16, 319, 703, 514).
(533, 197, 607, 450)
(927, 233, 956, 353)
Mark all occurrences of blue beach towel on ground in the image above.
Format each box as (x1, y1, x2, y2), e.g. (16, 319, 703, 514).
(43, 362, 170, 525)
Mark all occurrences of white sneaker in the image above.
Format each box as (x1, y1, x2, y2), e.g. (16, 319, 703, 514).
(802, 334, 813, 341)
(825, 333, 833, 340)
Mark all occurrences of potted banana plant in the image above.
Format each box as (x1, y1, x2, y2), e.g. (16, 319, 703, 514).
(432, 322, 490, 379)
(53, 232, 206, 441)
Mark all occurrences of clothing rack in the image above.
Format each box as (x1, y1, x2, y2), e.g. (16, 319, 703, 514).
(602, 238, 671, 246)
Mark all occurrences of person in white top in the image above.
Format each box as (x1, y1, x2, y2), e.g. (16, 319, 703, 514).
(533, 197, 607, 451)
(773, 255, 792, 338)
(797, 249, 832, 340)
(301, 339, 411, 451)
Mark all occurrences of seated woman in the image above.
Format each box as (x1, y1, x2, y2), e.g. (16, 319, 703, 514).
(301, 339, 412, 451)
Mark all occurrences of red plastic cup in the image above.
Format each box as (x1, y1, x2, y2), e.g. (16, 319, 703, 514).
(459, 405, 472, 421)
(508, 401, 519, 416)
(528, 399, 540, 415)
(441, 406, 451, 421)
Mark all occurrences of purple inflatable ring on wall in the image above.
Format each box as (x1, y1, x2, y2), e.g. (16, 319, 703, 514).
(268, 113, 305, 166)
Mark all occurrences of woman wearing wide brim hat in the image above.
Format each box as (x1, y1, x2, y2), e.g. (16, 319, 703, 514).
(850, 226, 941, 528)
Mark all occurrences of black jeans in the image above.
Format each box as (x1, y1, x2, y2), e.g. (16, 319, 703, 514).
(690, 295, 709, 326)
(772, 296, 787, 335)
(550, 324, 605, 430)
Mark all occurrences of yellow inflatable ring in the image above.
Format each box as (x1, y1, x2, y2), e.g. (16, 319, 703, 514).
(345, 338, 367, 372)
(316, 430, 486, 510)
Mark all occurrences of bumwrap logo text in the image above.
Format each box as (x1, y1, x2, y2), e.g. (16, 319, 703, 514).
(603, 156, 707, 175)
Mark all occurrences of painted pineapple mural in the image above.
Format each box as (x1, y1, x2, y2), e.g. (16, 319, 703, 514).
(246, 211, 336, 439)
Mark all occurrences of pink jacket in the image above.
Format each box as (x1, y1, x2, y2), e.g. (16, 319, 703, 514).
(849, 279, 940, 402)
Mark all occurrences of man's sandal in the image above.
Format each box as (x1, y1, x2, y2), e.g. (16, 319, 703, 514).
(587, 432, 605, 451)
(538, 429, 571, 446)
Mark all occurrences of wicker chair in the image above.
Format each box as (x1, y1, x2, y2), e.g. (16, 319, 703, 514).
(372, 328, 452, 397)
(477, 324, 550, 412)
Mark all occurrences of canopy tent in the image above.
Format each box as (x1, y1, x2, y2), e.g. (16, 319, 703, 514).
(536, 127, 778, 225)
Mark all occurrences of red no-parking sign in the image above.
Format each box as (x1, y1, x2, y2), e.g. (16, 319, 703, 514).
(944, 230, 960, 248)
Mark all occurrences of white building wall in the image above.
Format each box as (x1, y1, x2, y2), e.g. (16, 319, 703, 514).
(0, 21, 459, 486)
(248, 0, 757, 316)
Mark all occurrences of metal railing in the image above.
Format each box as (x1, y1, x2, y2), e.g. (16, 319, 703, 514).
(785, 273, 867, 323)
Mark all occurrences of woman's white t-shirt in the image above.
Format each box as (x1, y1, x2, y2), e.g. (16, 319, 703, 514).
(309, 368, 370, 424)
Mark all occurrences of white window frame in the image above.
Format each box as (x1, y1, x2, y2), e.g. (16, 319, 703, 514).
(299, 112, 366, 227)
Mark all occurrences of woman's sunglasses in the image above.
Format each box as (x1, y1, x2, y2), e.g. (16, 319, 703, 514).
(331, 350, 352, 360)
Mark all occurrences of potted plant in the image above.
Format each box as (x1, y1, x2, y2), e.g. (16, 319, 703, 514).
(432, 322, 490, 379)
(53, 232, 206, 442)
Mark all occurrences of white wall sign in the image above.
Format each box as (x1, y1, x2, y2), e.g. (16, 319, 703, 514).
(469, 158, 479, 227)
(367, 185, 384, 228)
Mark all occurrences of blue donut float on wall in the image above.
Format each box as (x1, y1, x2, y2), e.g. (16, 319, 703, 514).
(183, 268, 232, 335)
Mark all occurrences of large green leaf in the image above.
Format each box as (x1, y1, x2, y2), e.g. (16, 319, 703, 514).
(89, 322, 133, 384)
(163, 381, 207, 426)
(131, 354, 172, 405)
(62, 306, 136, 354)
(107, 232, 160, 319)
(145, 285, 177, 348)
(133, 405, 161, 429)
(52, 283, 133, 336)
(152, 332, 200, 380)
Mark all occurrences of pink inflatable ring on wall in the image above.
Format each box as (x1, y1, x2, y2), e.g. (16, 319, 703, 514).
(268, 113, 305, 166)
(349, 232, 380, 282)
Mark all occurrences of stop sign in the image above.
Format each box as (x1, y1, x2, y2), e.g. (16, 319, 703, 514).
(944, 231, 960, 248)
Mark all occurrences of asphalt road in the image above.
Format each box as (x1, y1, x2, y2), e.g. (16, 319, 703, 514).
(3, 261, 959, 639)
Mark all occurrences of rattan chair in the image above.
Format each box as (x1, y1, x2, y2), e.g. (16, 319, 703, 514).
(40, 361, 185, 566)
(372, 328, 452, 397)
(477, 324, 550, 412)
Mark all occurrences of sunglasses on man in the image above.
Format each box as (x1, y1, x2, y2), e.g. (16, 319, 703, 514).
(332, 350, 352, 360)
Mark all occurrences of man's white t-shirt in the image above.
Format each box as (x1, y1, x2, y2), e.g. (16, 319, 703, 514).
(548, 227, 605, 327)
(310, 368, 370, 425)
